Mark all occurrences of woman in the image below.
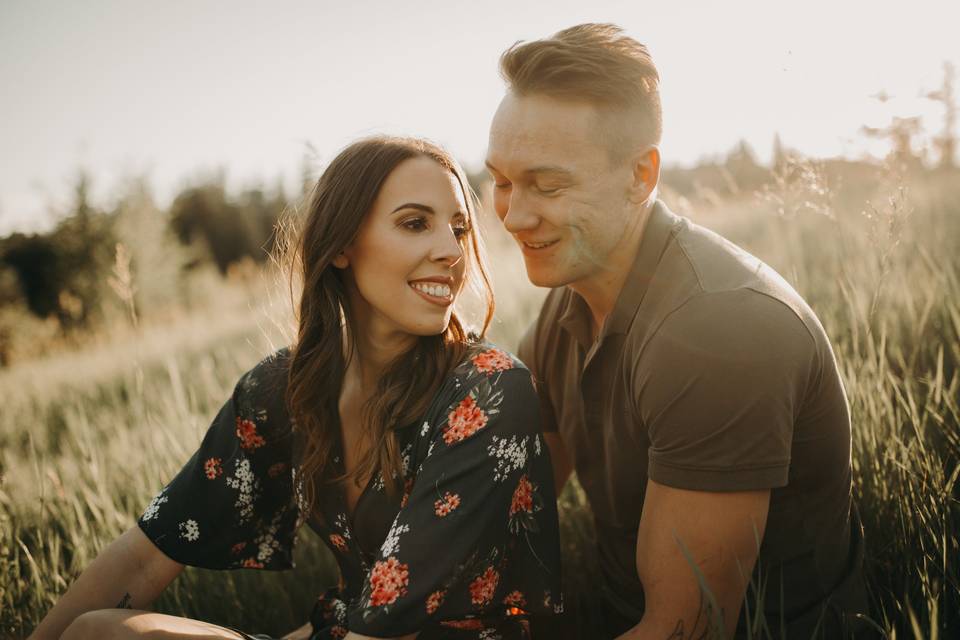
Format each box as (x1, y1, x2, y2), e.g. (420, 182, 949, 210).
(29, 137, 562, 639)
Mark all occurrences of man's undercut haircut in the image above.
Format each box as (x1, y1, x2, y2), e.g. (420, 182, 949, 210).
(499, 23, 663, 151)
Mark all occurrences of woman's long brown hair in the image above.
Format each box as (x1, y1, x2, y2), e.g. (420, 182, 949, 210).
(282, 136, 494, 519)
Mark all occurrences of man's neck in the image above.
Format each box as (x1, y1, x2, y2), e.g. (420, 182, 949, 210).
(569, 201, 654, 341)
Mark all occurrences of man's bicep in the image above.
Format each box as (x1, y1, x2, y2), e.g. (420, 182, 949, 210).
(631, 480, 770, 639)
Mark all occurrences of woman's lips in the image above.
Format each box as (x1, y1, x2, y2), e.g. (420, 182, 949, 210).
(409, 281, 454, 306)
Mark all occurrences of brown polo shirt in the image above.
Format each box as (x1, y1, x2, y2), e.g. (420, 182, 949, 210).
(519, 200, 867, 635)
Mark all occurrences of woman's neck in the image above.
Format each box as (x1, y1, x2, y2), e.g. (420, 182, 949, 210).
(342, 316, 416, 396)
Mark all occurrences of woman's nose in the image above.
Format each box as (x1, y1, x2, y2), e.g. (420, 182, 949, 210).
(430, 225, 464, 266)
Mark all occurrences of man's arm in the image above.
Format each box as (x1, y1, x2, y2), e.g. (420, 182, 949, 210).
(619, 481, 769, 640)
(543, 431, 573, 495)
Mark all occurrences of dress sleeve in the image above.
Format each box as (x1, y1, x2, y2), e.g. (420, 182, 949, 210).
(347, 360, 562, 636)
(137, 351, 300, 570)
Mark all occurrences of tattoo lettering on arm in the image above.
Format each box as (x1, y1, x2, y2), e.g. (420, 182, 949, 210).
(116, 592, 133, 609)
(663, 590, 720, 640)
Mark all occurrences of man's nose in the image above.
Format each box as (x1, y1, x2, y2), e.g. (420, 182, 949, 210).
(500, 190, 539, 234)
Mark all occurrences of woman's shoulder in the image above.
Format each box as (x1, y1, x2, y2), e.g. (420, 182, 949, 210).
(452, 340, 530, 379)
(232, 347, 293, 425)
(444, 340, 538, 411)
(237, 346, 292, 391)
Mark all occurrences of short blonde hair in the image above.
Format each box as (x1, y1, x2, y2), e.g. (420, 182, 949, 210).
(499, 23, 662, 150)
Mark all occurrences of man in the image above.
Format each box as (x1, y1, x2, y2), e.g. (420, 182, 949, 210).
(485, 24, 870, 639)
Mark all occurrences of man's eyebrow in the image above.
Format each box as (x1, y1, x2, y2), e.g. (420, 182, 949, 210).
(483, 161, 572, 179)
(525, 165, 573, 178)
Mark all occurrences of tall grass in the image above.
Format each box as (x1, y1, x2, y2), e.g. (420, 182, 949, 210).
(1, 165, 958, 638)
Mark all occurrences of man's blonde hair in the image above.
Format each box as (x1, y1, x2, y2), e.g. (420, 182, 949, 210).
(499, 23, 662, 152)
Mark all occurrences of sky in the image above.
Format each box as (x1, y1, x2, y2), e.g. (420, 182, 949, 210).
(1, 0, 957, 235)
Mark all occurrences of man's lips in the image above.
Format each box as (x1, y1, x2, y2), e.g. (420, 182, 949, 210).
(519, 238, 560, 253)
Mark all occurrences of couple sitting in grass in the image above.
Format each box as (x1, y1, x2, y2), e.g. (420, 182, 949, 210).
(30, 24, 871, 640)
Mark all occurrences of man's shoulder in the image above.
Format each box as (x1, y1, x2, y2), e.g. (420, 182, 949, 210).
(638, 211, 824, 347)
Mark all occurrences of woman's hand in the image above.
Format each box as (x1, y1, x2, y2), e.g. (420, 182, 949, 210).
(26, 525, 183, 640)
(282, 621, 314, 639)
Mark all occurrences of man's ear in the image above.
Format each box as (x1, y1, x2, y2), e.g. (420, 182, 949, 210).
(332, 253, 349, 269)
(630, 146, 661, 204)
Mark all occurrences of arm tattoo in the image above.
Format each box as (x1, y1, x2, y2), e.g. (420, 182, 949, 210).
(116, 592, 133, 609)
(663, 589, 723, 640)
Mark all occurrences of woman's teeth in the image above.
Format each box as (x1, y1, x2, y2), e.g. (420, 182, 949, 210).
(410, 282, 451, 298)
(525, 240, 556, 249)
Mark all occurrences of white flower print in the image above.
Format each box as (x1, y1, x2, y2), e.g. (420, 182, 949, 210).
(372, 471, 385, 493)
(179, 519, 200, 542)
(479, 629, 502, 640)
(534, 433, 542, 456)
(401, 443, 413, 476)
(380, 517, 410, 557)
(335, 512, 352, 539)
(225, 457, 260, 524)
(332, 597, 348, 624)
(420, 421, 430, 436)
(254, 512, 284, 562)
(141, 490, 168, 521)
(487, 435, 529, 482)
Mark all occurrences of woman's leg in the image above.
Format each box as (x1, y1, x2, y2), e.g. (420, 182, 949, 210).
(60, 608, 256, 640)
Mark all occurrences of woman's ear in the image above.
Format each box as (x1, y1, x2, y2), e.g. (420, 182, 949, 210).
(332, 253, 349, 269)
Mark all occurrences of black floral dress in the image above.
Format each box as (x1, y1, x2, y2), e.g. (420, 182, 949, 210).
(137, 343, 562, 639)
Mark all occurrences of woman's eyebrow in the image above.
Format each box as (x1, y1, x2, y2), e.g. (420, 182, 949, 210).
(391, 202, 435, 214)
(391, 203, 467, 219)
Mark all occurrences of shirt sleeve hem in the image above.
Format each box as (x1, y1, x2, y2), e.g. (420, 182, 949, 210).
(648, 459, 789, 491)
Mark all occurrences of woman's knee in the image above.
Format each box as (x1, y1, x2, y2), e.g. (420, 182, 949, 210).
(61, 609, 135, 640)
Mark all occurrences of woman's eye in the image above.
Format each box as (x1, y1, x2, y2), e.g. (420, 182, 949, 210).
(453, 223, 471, 239)
(494, 182, 511, 190)
(402, 218, 428, 231)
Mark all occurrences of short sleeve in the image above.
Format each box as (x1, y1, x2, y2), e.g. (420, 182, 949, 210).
(347, 362, 562, 636)
(137, 351, 299, 570)
(636, 290, 816, 492)
(517, 320, 558, 434)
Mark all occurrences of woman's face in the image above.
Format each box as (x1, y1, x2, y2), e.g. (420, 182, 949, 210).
(337, 156, 470, 340)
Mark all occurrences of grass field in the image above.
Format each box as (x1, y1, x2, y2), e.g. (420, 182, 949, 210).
(1, 163, 958, 638)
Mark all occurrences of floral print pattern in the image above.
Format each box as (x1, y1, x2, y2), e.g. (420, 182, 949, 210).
(368, 557, 410, 606)
(469, 567, 500, 607)
(471, 348, 514, 375)
(443, 395, 489, 444)
(433, 492, 460, 517)
(136, 344, 561, 640)
(204, 457, 223, 479)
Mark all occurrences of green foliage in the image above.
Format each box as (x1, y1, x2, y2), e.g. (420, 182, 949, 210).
(0, 163, 957, 638)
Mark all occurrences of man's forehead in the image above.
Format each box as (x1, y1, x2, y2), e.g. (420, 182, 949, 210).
(488, 93, 602, 169)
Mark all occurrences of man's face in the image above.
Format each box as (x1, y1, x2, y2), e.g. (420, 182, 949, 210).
(486, 92, 636, 289)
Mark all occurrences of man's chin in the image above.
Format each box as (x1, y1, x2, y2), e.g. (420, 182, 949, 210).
(523, 264, 572, 289)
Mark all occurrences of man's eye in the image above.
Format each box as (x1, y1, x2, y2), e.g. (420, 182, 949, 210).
(534, 184, 561, 196)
